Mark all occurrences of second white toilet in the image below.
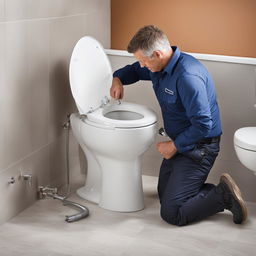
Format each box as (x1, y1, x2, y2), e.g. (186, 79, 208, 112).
(234, 127, 256, 175)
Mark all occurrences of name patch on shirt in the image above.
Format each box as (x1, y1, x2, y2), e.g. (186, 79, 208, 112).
(165, 88, 174, 95)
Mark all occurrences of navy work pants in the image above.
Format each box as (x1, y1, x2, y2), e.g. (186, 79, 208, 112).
(158, 141, 225, 226)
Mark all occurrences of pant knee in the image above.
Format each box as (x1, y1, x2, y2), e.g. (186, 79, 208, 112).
(160, 202, 184, 226)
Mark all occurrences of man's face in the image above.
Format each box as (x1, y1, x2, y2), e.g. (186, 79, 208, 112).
(134, 49, 163, 72)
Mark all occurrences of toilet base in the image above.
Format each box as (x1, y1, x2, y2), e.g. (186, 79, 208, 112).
(77, 186, 100, 204)
(97, 155, 145, 212)
(76, 156, 145, 212)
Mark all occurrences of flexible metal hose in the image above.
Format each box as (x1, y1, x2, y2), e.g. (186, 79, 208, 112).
(59, 115, 89, 222)
(63, 119, 71, 199)
(38, 115, 89, 222)
(51, 193, 89, 222)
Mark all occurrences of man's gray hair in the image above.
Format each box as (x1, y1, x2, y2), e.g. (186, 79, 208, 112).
(127, 25, 171, 57)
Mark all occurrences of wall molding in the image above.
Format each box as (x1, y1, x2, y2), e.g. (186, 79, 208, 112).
(105, 49, 256, 65)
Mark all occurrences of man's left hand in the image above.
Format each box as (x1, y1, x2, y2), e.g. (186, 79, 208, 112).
(156, 141, 177, 159)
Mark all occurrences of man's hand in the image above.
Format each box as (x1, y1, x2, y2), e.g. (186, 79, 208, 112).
(110, 77, 124, 99)
(156, 141, 177, 159)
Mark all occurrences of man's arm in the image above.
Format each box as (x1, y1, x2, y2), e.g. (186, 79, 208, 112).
(111, 61, 151, 99)
(113, 61, 151, 84)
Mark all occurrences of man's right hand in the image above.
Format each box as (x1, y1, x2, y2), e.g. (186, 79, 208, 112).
(110, 77, 124, 99)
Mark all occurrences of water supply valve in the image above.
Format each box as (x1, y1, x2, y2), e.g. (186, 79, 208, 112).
(158, 127, 167, 137)
(8, 177, 15, 185)
(20, 173, 33, 187)
(38, 186, 58, 199)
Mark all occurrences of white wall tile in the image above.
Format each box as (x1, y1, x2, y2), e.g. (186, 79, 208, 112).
(84, 10, 110, 48)
(5, 0, 28, 21)
(3, 21, 31, 167)
(48, 15, 85, 142)
(0, 0, 4, 21)
(26, 0, 50, 19)
(27, 20, 50, 151)
(49, 133, 67, 188)
(0, 145, 50, 224)
(0, 24, 5, 171)
(26, 0, 109, 19)
(5, 0, 111, 22)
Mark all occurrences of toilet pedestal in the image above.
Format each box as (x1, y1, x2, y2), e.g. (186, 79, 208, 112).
(98, 156, 144, 212)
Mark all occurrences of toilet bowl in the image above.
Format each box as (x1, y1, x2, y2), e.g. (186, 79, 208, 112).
(69, 36, 157, 212)
(234, 127, 256, 174)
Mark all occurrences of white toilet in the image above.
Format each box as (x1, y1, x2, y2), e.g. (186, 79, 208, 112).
(234, 127, 256, 175)
(69, 36, 157, 212)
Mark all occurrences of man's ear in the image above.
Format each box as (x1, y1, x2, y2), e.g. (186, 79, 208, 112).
(153, 50, 163, 59)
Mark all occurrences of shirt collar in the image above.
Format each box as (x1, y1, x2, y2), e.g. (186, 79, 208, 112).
(162, 46, 180, 75)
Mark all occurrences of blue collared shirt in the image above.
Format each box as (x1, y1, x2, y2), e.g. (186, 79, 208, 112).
(113, 46, 222, 153)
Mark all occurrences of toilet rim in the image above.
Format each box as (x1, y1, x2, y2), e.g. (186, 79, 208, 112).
(235, 144, 256, 152)
(85, 101, 157, 129)
(234, 127, 256, 151)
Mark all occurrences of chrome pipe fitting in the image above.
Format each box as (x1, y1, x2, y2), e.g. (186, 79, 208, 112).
(8, 177, 15, 185)
(38, 186, 58, 199)
(158, 127, 167, 137)
(21, 173, 33, 187)
(62, 114, 71, 129)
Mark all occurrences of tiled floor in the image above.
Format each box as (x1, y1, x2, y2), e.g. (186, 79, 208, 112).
(0, 175, 255, 256)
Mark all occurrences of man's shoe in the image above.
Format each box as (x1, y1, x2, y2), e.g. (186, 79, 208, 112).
(218, 173, 248, 224)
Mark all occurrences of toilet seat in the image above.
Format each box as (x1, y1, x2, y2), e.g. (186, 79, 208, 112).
(86, 102, 157, 129)
(69, 36, 157, 129)
(234, 127, 256, 151)
(69, 36, 112, 116)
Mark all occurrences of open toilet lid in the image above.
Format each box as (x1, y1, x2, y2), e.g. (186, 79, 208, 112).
(234, 127, 256, 151)
(69, 36, 112, 115)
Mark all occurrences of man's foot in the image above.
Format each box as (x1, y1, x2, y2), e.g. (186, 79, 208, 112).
(218, 173, 248, 224)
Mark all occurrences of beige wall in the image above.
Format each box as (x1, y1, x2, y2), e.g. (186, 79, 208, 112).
(0, 0, 110, 224)
(111, 0, 256, 58)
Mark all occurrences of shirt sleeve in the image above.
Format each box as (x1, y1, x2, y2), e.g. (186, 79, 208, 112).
(113, 61, 151, 85)
(174, 74, 213, 153)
